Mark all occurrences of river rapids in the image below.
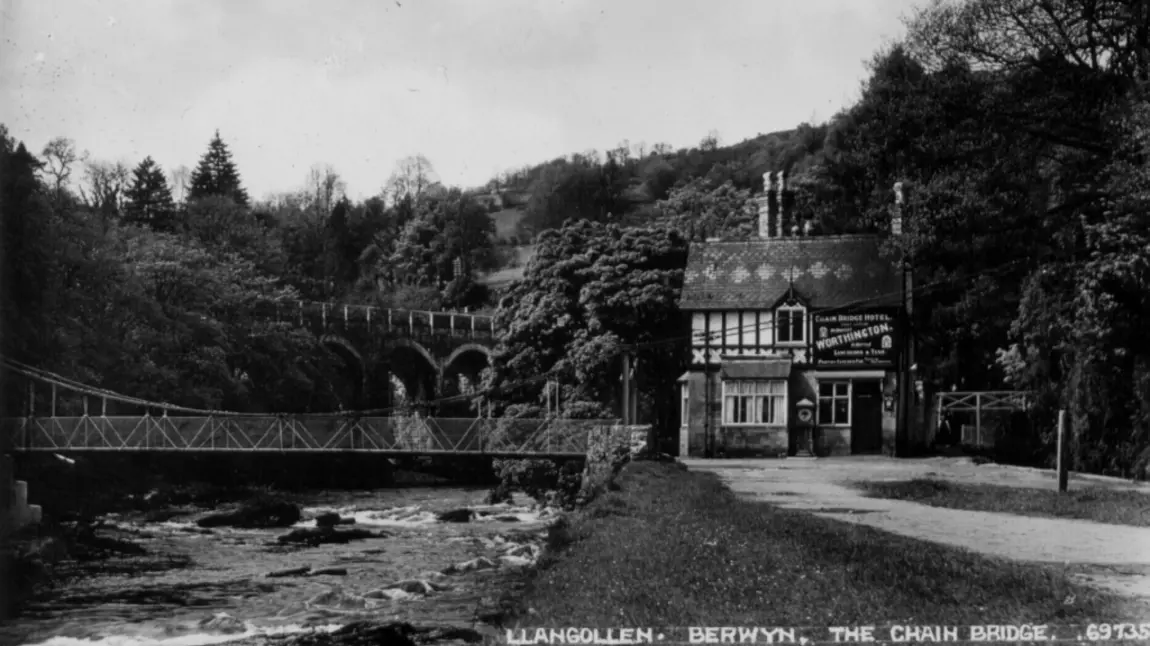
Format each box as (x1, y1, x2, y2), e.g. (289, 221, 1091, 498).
(2, 487, 556, 646)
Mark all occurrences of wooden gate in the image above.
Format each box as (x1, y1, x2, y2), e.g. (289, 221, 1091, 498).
(934, 391, 1031, 447)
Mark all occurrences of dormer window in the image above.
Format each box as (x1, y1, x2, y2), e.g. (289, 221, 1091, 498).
(776, 304, 806, 344)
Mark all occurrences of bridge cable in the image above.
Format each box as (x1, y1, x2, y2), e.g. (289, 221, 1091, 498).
(0, 355, 584, 419)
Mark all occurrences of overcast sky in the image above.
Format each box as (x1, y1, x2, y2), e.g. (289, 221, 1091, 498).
(1, 0, 923, 202)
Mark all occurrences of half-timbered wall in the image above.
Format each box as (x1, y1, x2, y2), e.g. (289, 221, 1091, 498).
(690, 308, 814, 365)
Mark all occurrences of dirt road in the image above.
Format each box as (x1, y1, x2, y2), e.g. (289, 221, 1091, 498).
(685, 456, 1150, 600)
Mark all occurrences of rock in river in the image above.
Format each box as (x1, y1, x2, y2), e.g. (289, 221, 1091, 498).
(197, 497, 301, 529)
(277, 527, 380, 547)
(272, 621, 483, 645)
(365, 578, 449, 597)
(442, 556, 497, 574)
(315, 511, 342, 528)
(436, 508, 474, 523)
(267, 566, 311, 578)
(198, 612, 247, 634)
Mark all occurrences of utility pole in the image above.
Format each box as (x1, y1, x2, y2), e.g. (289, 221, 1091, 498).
(1057, 409, 1069, 492)
(703, 318, 712, 458)
(630, 358, 638, 427)
(622, 352, 632, 425)
(894, 181, 913, 457)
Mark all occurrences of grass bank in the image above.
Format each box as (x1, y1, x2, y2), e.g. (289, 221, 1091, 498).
(512, 461, 1141, 627)
(855, 478, 1150, 528)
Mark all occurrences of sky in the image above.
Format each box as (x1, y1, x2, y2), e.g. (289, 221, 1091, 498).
(1, 0, 925, 202)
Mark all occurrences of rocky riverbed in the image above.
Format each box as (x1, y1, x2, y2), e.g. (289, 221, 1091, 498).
(2, 486, 558, 646)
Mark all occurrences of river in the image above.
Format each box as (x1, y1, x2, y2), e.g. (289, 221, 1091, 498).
(1, 486, 554, 646)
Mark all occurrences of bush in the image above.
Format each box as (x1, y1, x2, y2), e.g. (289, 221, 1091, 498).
(494, 459, 558, 501)
(560, 400, 612, 420)
(492, 458, 583, 509)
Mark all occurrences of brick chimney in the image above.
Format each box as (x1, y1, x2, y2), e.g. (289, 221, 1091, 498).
(757, 172, 776, 239)
(775, 171, 786, 238)
(892, 181, 904, 236)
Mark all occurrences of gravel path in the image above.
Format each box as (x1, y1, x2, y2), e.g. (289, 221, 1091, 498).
(685, 456, 1150, 600)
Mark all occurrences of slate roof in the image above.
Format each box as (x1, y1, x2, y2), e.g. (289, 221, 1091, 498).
(680, 235, 902, 311)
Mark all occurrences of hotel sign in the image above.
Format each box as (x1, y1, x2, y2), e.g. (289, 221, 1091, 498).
(812, 309, 898, 367)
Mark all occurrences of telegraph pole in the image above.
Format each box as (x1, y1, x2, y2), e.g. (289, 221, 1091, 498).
(893, 181, 912, 457)
(630, 358, 638, 427)
(622, 352, 632, 425)
(703, 319, 712, 458)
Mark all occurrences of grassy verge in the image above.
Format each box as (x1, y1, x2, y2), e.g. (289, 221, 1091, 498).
(513, 461, 1141, 627)
(856, 479, 1150, 527)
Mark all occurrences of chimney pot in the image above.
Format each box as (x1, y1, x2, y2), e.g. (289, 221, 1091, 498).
(757, 172, 774, 239)
(775, 171, 785, 239)
(891, 181, 904, 236)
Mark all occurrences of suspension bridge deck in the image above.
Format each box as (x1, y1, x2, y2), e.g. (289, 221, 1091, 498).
(2, 416, 618, 459)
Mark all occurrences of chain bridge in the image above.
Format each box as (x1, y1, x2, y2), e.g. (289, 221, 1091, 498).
(2, 415, 614, 459)
(1, 301, 626, 459)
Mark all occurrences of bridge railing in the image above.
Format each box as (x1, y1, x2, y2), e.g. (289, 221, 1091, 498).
(1, 416, 619, 457)
(256, 301, 496, 337)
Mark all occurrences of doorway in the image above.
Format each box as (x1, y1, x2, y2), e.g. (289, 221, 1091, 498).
(851, 380, 883, 454)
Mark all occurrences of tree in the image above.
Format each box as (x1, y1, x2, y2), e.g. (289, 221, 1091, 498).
(306, 163, 346, 218)
(906, 0, 1148, 84)
(169, 165, 191, 203)
(40, 136, 81, 202)
(383, 155, 438, 206)
(375, 189, 496, 305)
(491, 219, 688, 434)
(1, 128, 55, 367)
(188, 130, 249, 207)
(655, 176, 754, 241)
(124, 156, 176, 229)
(699, 130, 721, 152)
(827, 0, 1150, 475)
(1008, 87, 1150, 477)
(79, 159, 131, 227)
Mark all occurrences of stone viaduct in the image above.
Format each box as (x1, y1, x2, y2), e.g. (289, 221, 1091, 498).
(264, 301, 498, 415)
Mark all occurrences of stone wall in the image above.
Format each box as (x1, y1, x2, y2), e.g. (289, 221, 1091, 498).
(816, 427, 850, 456)
(717, 426, 788, 457)
(577, 424, 635, 504)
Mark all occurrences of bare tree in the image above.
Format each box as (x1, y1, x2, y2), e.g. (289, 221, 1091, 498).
(383, 154, 438, 206)
(306, 163, 346, 217)
(652, 142, 673, 156)
(609, 140, 632, 164)
(169, 164, 191, 203)
(40, 137, 84, 201)
(79, 159, 131, 221)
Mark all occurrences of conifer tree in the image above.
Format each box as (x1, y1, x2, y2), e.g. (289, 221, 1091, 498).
(188, 130, 249, 207)
(124, 156, 176, 229)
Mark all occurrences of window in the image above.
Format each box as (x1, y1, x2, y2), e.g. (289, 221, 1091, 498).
(680, 383, 689, 427)
(777, 305, 806, 344)
(818, 381, 851, 425)
(722, 380, 787, 425)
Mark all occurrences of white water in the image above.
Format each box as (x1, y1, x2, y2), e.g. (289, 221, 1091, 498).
(6, 488, 552, 646)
